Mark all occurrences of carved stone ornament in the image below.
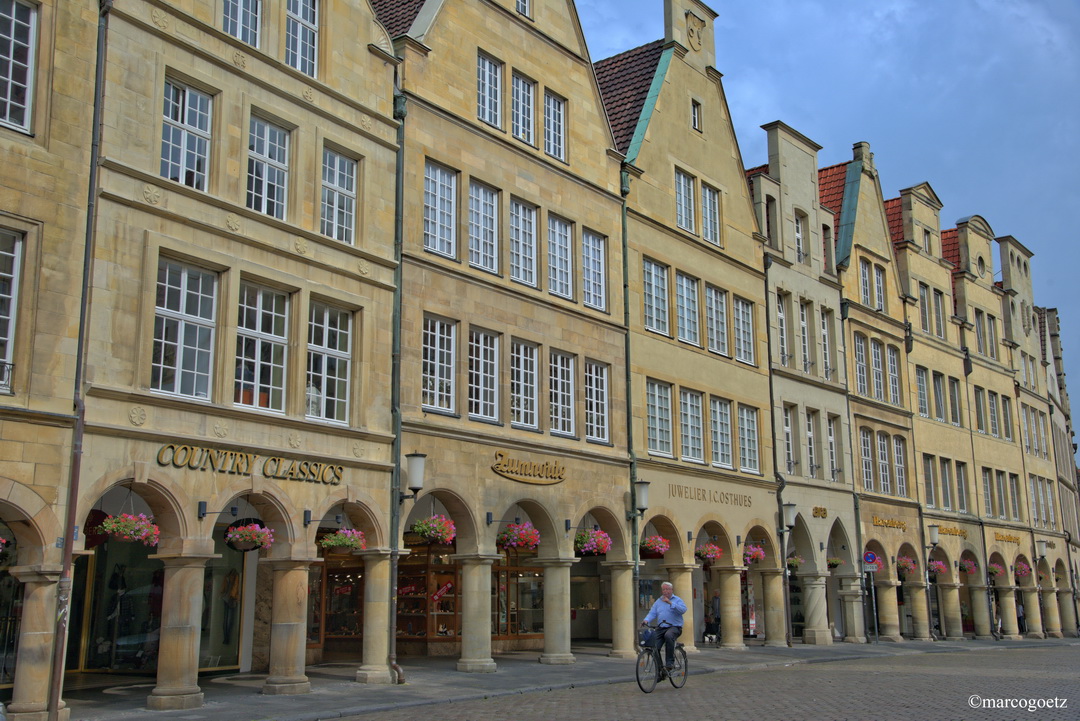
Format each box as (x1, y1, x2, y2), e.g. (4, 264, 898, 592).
(226, 214, 241, 232)
(360, 115, 373, 132)
(303, 87, 315, 103)
(151, 8, 169, 30)
(233, 51, 247, 69)
(352, 442, 365, 458)
(213, 421, 229, 438)
(142, 184, 162, 205)
(288, 433, 303, 449)
(128, 406, 147, 426)
(295, 238, 309, 256)
(1021, 300, 1032, 336)
(357, 258, 371, 276)
(686, 11, 705, 51)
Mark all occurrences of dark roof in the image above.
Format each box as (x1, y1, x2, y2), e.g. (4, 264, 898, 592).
(594, 40, 664, 155)
(1038, 307, 1048, 361)
(370, 0, 427, 38)
(941, 228, 960, 269)
(884, 197, 903, 246)
(817, 161, 849, 229)
(745, 164, 768, 178)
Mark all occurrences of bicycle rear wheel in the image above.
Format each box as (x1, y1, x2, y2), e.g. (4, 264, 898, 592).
(668, 646, 688, 688)
(635, 648, 658, 693)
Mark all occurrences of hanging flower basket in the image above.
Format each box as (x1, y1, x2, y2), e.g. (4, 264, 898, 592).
(896, 556, 917, 576)
(1014, 560, 1032, 578)
(226, 523, 274, 552)
(574, 528, 611, 556)
(411, 515, 457, 544)
(786, 555, 804, 570)
(927, 559, 948, 575)
(958, 558, 978, 575)
(695, 543, 723, 562)
(318, 529, 366, 554)
(743, 544, 765, 565)
(97, 513, 160, 547)
(639, 535, 670, 559)
(497, 521, 541, 551)
(827, 557, 845, 570)
(987, 562, 1006, 578)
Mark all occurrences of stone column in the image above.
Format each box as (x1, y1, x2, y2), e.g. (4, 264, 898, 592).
(603, 561, 635, 659)
(146, 555, 214, 710)
(453, 554, 499, 672)
(905, 581, 929, 640)
(874, 579, 903, 642)
(537, 559, 575, 664)
(355, 550, 393, 683)
(666, 564, 698, 653)
(939, 583, 965, 640)
(836, 574, 865, 643)
(1057, 589, 1078, 637)
(1040, 587, 1063, 638)
(1022, 585, 1044, 638)
(760, 569, 786, 647)
(716, 567, 746, 650)
(263, 560, 312, 695)
(7, 566, 64, 721)
(998, 586, 1021, 639)
(968, 584, 993, 639)
(800, 573, 831, 645)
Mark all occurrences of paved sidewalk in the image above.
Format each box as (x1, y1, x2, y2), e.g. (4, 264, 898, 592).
(60, 637, 1079, 721)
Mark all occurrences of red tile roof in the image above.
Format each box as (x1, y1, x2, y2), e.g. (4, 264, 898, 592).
(884, 197, 903, 246)
(595, 40, 664, 156)
(941, 228, 960, 269)
(817, 162, 849, 229)
(745, 164, 768, 178)
(370, 0, 427, 38)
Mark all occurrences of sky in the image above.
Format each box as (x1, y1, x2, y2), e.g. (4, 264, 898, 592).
(579, 0, 1080, 461)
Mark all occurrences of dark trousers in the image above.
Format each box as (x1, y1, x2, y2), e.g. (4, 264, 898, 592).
(651, 625, 682, 667)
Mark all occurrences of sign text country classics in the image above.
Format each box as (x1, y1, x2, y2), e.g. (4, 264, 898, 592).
(156, 443, 344, 485)
(668, 484, 753, 508)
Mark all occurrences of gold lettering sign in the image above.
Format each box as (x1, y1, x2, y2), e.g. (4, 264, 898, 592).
(156, 443, 343, 485)
(491, 452, 566, 485)
(994, 532, 1021, 544)
(666, 484, 753, 508)
(938, 526, 969, 540)
(812, 506, 828, 518)
(872, 515, 907, 532)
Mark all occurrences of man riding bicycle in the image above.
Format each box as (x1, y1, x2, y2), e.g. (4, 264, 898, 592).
(641, 581, 686, 672)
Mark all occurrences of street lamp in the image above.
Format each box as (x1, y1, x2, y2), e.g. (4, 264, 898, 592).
(629, 478, 650, 631)
(925, 524, 939, 640)
(399, 452, 426, 503)
(779, 502, 797, 647)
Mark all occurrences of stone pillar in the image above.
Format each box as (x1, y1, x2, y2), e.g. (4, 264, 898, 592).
(998, 586, 1021, 639)
(538, 559, 575, 664)
(1040, 587, 1062, 638)
(146, 556, 214, 710)
(874, 579, 903, 642)
(262, 560, 312, 695)
(969, 584, 993, 639)
(908, 581, 930, 641)
(939, 583, 965, 640)
(761, 569, 786, 647)
(1057, 589, 1078, 637)
(355, 550, 393, 683)
(667, 564, 698, 653)
(1022, 585, 1044, 638)
(454, 555, 499, 672)
(604, 561, 636, 659)
(716, 567, 746, 650)
(836, 574, 865, 643)
(7, 566, 65, 721)
(800, 573, 831, 645)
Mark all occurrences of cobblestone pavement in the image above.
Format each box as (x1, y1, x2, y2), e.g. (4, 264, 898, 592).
(341, 646, 1080, 721)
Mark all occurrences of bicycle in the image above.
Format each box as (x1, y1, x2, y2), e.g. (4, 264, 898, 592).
(635, 624, 687, 693)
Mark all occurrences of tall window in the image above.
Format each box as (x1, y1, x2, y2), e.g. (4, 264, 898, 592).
(1001, 397, 1013, 440)
(1029, 475, 1040, 526)
(974, 387, 986, 433)
(956, 462, 968, 513)
(986, 315, 998, 359)
(988, 392, 1000, 437)
(468, 329, 498, 420)
(710, 397, 732, 468)
(923, 455, 937, 507)
(152, 259, 216, 399)
(582, 231, 606, 310)
(806, 411, 818, 477)
(509, 340, 538, 428)
(0, 230, 22, 392)
(321, 148, 356, 243)
(680, 390, 704, 462)
(642, 259, 669, 333)
(549, 351, 574, 435)
(733, 297, 754, 364)
(0, 0, 35, 131)
(776, 292, 789, 366)
(982, 468, 994, 517)
(705, 285, 728, 355)
(701, 185, 720, 245)
(933, 290, 946, 338)
(477, 53, 502, 126)
(870, 340, 884, 400)
(646, 380, 672, 455)
(939, 459, 953, 510)
(161, 80, 212, 191)
(516, 0, 530, 15)
(918, 283, 930, 332)
(932, 372, 946, 421)
(1046, 479, 1055, 529)
(547, 216, 572, 298)
(509, 200, 536, 286)
(224, 0, 260, 46)
(675, 170, 695, 232)
(827, 416, 839, 481)
(974, 309, 986, 354)
(877, 432, 891, 494)
(468, 182, 499, 272)
(794, 213, 806, 261)
(675, 273, 699, 344)
(922, 229, 932, 252)
(543, 91, 566, 160)
(584, 361, 609, 442)
(996, 471, 1008, 520)
(235, 283, 288, 412)
(246, 116, 289, 219)
(860, 428, 874, 491)
(874, 265, 886, 312)
(821, 309, 833, 378)
(949, 377, 962, 426)
(859, 259, 872, 306)
(1008, 474, 1021, 521)
(893, 436, 907, 497)
(421, 316, 455, 411)
(1021, 403, 1031, 452)
(285, 0, 318, 77)
(306, 302, 350, 422)
(690, 99, 701, 130)
(854, 334, 868, 395)
(423, 161, 456, 256)
(887, 345, 901, 405)
(511, 73, 534, 144)
(737, 404, 759, 473)
(782, 405, 795, 472)
(800, 301, 812, 372)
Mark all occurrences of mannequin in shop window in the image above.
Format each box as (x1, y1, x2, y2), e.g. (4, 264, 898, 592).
(222, 568, 240, 644)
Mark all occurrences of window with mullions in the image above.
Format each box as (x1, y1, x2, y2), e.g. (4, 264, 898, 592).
(161, 80, 211, 191)
(854, 335, 868, 395)
(933, 290, 946, 338)
(923, 455, 937, 507)
(421, 316, 455, 412)
(468, 329, 499, 421)
(877, 432, 891, 494)
(701, 185, 720, 245)
(642, 258, 669, 334)
(705, 285, 728, 355)
(680, 389, 704, 462)
(918, 283, 930, 332)
(646, 379, 672, 455)
(675, 273, 699, 345)
(782, 405, 795, 473)
(543, 91, 565, 161)
(860, 428, 874, 491)
(800, 301, 812, 372)
(509, 340, 538, 429)
(582, 231, 606, 311)
(477, 53, 502, 127)
(511, 73, 534, 144)
(306, 302, 350, 422)
(516, 0, 530, 15)
(509, 200, 537, 286)
(893, 436, 907, 497)
(234, 283, 288, 412)
(321, 148, 356, 243)
(423, 161, 456, 257)
(794, 213, 807, 262)
(675, 170, 695, 233)
(224, 0, 260, 46)
(1008, 474, 1021, 521)
(827, 416, 839, 481)
(949, 377, 962, 426)
(737, 404, 759, 473)
(584, 360, 609, 443)
(549, 351, 574, 435)
(776, 292, 790, 366)
(285, 0, 318, 77)
(0, 229, 23, 393)
(956, 462, 968, 513)
(859, 259, 872, 306)
(988, 391, 1000, 437)
(733, 297, 754, 364)
(247, 116, 289, 219)
(983, 468, 994, 517)
(874, 265, 885, 312)
(806, 411, 818, 478)
(870, 340, 884, 400)
(932, 372, 946, 421)
(0, 0, 35, 132)
(468, 182, 499, 272)
(887, 345, 901, 405)
(821, 308, 834, 379)
(547, 216, 572, 298)
(915, 367, 929, 416)
(939, 458, 953, 510)
(710, 397, 732, 468)
(152, 259, 216, 399)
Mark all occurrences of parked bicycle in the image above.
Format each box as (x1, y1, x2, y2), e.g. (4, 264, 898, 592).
(636, 624, 687, 693)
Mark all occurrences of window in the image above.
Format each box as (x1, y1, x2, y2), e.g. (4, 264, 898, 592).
(1046, 479, 1055, 529)
(854, 334, 868, 395)
(794, 213, 807, 262)
(0, 0, 35, 131)
(646, 380, 672, 455)
(923, 455, 937, 507)
(996, 471, 1007, 520)
(511, 73, 535, 144)
(547, 215, 572, 298)
(161, 80, 212, 191)
(675, 170, 695, 232)
(1009, 474, 1021, 521)
(737, 404, 759, 473)
(306, 302, 350, 422)
(701, 185, 720, 245)
(800, 301, 812, 372)
(733, 297, 754, 364)
(870, 340, 884, 400)
(675, 273, 699, 345)
(421, 316, 455, 411)
(152, 259, 216, 399)
(827, 416, 839, 481)
(948, 377, 962, 426)
(987, 391, 999, 437)
(982, 468, 994, 517)
(705, 285, 728, 355)
(939, 459, 952, 510)
(1001, 397, 1013, 440)
(933, 290, 946, 338)
(516, 0, 530, 15)
(776, 292, 790, 366)
(468, 182, 499, 272)
(642, 259, 669, 334)
(423, 161, 456, 257)
(680, 390, 704, 461)
(710, 397, 732, 468)
(922, 229, 932, 253)
(1020, 352, 1028, 387)
(986, 315, 998, 359)
(543, 91, 566, 160)
(859, 259, 872, 306)
(860, 428, 874, 491)
(509, 340, 537, 428)
(915, 367, 929, 416)
(582, 231, 606, 310)
(887, 345, 901, 404)
(321, 148, 357, 243)
(549, 351, 574, 435)
(477, 54, 502, 127)
(806, 411, 818, 477)
(974, 309, 986, 355)
(932, 372, 945, 421)
(782, 405, 796, 472)
(285, 0, 318, 77)
(468, 329, 498, 420)
(918, 283, 930, 332)
(0, 230, 22, 392)
(691, 99, 701, 131)
(956, 462, 968, 513)
(1038, 412, 1049, 459)
(874, 265, 886, 312)
(235, 283, 288, 412)
(877, 432, 891, 494)
(246, 116, 289, 219)
(1021, 404, 1031, 452)
(584, 361, 609, 442)
(224, 0, 260, 46)
(893, 436, 907, 497)
(974, 387, 986, 433)
(821, 309, 833, 379)
(509, 200, 536, 286)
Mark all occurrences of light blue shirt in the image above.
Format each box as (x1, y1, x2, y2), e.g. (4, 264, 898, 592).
(644, 594, 687, 628)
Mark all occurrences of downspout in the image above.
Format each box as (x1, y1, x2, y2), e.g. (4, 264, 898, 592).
(48, 2, 112, 719)
(839, 299, 869, 641)
(620, 166, 641, 627)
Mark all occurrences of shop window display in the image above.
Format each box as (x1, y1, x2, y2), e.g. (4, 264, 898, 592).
(0, 520, 21, 688)
(396, 533, 460, 654)
(492, 546, 543, 638)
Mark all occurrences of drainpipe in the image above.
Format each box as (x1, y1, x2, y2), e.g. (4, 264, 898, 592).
(619, 166, 641, 629)
(48, 2, 111, 719)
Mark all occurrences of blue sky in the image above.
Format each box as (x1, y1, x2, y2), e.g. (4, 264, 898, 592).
(580, 0, 1080, 459)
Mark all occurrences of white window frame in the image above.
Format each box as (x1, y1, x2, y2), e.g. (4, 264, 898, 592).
(776, 292, 789, 366)
(582, 231, 606, 311)
(224, 0, 260, 46)
(733, 297, 755, 364)
(956, 462, 968, 513)
(543, 91, 566, 161)
(509, 199, 537, 286)
(306, 301, 351, 423)
(516, 0, 531, 15)
(285, 0, 319, 77)
(0, 230, 22, 393)
(854, 335, 868, 395)
(820, 308, 833, 378)
(710, 397, 733, 469)
(870, 340, 884, 400)
(675, 170, 695, 233)
(680, 389, 704, 462)
(918, 283, 930, 332)
(806, 410, 818, 477)
(996, 471, 1008, 520)
(423, 161, 457, 257)
(949, 377, 962, 426)
(923, 455, 937, 507)
(691, 99, 701, 131)
(782, 405, 795, 472)
(933, 372, 946, 421)
(737, 404, 759, 473)
(510, 340, 538, 429)
(701, 184, 720, 245)
(549, 350, 575, 436)
(988, 391, 1000, 437)
(705, 285, 728, 355)
(547, 215, 573, 299)
(161, 80, 212, 191)
(646, 379, 673, 456)
(234, 283, 289, 412)
(800, 301, 812, 372)
(584, 360, 609, 443)
(984, 468, 995, 517)
(321, 147, 357, 243)
(246, 116, 289, 219)
(1009, 474, 1021, 521)
(511, 73, 535, 144)
(1001, 397, 1013, 440)
(152, 259, 216, 400)
(643, 258, 669, 334)
(468, 329, 499, 421)
(827, 416, 839, 481)
(887, 345, 901, 405)
(0, 0, 35, 132)
(915, 368, 929, 417)
(477, 53, 502, 127)
(860, 428, 874, 491)
(940, 458, 952, 510)
(877, 431, 892, 494)
(468, 181, 499, 272)
(933, 290, 946, 338)
(859, 259, 872, 306)
(794, 213, 806, 262)
(675, 272, 700, 345)
(974, 388, 986, 433)
(421, 316, 456, 412)
(874, 265, 886, 312)
(893, 436, 907, 497)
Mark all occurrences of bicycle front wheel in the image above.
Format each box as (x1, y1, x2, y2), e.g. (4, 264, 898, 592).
(668, 646, 688, 688)
(635, 648, 658, 693)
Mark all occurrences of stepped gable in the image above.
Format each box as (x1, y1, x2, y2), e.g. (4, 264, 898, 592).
(817, 161, 849, 229)
(884, 197, 903, 246)
(371, 0, 427, 37)
(594, 40, 665, 155)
